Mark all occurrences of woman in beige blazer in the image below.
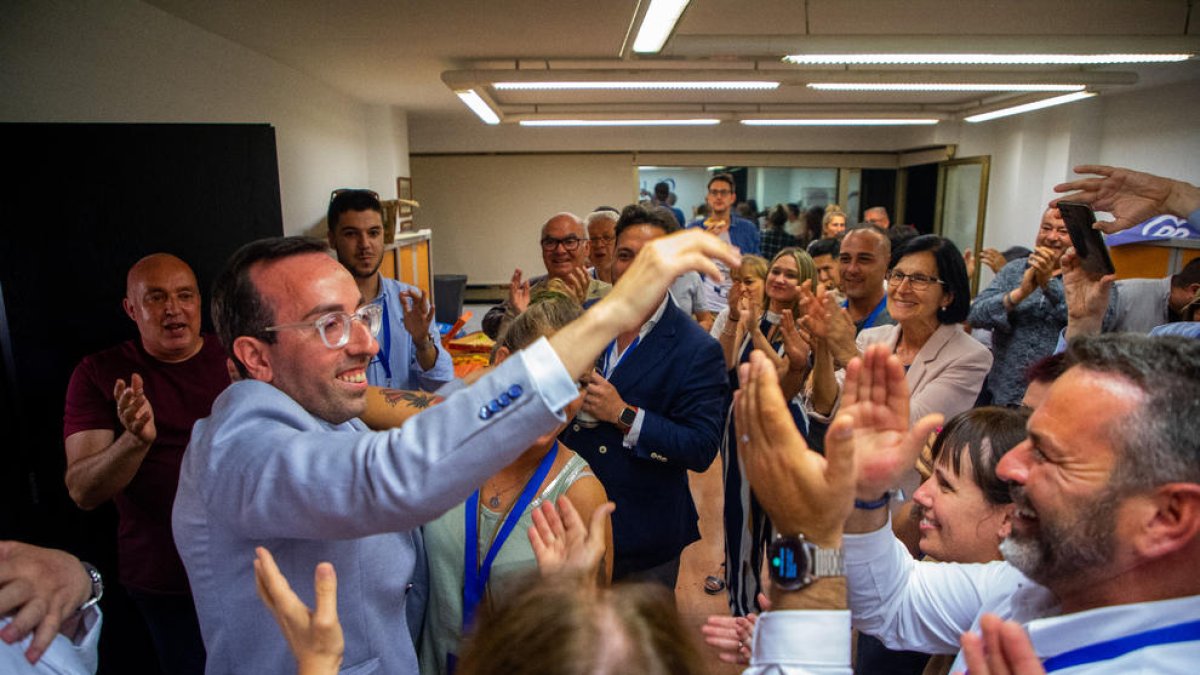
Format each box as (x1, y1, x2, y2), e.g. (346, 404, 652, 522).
(856, 234, 991, 423)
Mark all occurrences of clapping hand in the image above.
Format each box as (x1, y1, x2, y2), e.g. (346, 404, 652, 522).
(529, 497, 614, 582)
(701, 593, 770, 665)
(840, 345, 944, 503)
(508, 268, 531, 314)
(562, 266, 592, 305)
(114, 373, 156, 446)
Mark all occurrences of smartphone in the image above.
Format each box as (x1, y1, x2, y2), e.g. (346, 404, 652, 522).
(1057, 201, 1116, 276)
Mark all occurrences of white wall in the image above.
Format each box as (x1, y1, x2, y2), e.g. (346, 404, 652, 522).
(0, 0, 410, 236)
(637, 168, 711, 222)
(939, 79, 1200, 289)
(411, 153, 638, 285)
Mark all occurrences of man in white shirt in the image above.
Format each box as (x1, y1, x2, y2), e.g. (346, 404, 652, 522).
(737, 334, 1200, 673)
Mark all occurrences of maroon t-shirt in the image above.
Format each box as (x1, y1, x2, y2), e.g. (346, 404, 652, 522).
(63, 335, 230, 594)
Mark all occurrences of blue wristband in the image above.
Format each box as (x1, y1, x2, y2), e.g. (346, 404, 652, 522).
(854, 492, 892, 510)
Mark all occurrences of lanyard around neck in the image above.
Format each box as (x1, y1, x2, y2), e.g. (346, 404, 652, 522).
(602, 335, 640, 378)
(373, 298, 392, 381)
(1040, 617, 1200, 672)
(462, 442, 559, 629)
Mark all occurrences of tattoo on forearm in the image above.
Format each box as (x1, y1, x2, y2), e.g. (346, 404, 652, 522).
(382, 390, 442, 409)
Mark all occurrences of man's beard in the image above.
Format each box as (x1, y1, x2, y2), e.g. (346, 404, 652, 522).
(1000, 485, 1118, 587)
(350, 255, 383, 279)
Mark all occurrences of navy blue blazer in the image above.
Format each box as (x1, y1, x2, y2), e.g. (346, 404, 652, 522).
(561, 297, 728, 577)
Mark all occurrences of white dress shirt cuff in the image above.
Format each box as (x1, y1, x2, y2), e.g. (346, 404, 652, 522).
(518, 337, 581, 416)
(748, 609, 852, 674)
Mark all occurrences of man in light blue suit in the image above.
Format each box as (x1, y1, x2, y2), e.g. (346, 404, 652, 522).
(172, 233, 738, 674)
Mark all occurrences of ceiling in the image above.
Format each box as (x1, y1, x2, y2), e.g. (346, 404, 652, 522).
(144, 0, 1200, 125)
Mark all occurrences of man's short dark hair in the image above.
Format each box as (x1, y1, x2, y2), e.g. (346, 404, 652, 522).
(1065, 334, 1200, 489)
(614, 203, 679, 242)
(1171, 257, 1200, 288)
(211, 236, 328, 377)
(327, 189, 383, 233)
(707, 173, 736, 192)
(653, 181, 671, 199)
(892, 234, 971, 324)
(807, 237, 840, 259)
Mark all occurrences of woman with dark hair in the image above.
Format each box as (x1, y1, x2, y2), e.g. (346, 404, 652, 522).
(760, 204, 798, 260)
(852, 234, 992, 423)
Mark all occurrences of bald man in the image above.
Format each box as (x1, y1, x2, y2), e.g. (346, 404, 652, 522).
(64, 253, 229, 675)
(482, 212, 612, 339)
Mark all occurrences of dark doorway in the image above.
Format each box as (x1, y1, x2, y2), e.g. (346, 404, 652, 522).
(903, 163, 940, 234)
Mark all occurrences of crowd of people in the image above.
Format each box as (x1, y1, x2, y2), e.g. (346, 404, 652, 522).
(2, 164, 1199, 674)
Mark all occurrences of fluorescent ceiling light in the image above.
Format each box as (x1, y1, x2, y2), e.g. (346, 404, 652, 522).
(965, 91, 1096, 122)
(455, 89, 499, 125)
(632, 0, 690, 53)
(520, 119, 720, 127)
(741, 119, 939, 126)
(784, 53, 1192, 65)
(809, 83, 1086, 92)
(494, 80, 778, 91)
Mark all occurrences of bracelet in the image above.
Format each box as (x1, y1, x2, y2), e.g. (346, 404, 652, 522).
(854, 492, 892, 510)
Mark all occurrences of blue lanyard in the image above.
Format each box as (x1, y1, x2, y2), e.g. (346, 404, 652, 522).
(1041, 618, 1200, 672)
(601, 335, 640, 378)
(844, 295, 887, 331)
(372, 298, 393, 381)
(462, 442, 559, 629)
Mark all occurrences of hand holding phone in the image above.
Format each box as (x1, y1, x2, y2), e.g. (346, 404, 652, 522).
(1057, 201, 1116, 276)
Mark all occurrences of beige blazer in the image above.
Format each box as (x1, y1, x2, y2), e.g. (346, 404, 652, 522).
(855, 323, 993, 423)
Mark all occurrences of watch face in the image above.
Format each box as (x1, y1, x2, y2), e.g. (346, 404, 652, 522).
(768, 537, 811, 591)
(620, 407, 637, 426)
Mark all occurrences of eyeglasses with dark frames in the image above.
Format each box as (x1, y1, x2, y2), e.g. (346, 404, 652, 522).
(540, 236, 586, 252)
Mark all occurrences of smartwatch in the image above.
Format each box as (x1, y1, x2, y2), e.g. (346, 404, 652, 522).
(78, 562, 104, 613)
(767, 534, 844, 591)
(617, 405, 639, 431)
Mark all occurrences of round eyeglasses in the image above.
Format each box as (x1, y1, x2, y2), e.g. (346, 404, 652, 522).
(264, 303, 383, 349)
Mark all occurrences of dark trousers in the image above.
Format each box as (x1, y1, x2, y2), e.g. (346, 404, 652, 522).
(128, 589, 207, 675)
(616, 555, 681, 592)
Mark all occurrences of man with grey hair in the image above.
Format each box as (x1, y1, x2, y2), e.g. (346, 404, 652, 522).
(739, 333, 1200, 672)
(585, 208, 619, 284)
(482, 212, 611, 338)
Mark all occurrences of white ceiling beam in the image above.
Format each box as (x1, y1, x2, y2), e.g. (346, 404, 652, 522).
(658, 34, 1200, 58)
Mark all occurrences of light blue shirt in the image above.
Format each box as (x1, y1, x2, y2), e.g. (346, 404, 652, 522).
(367, 276, 455, 391)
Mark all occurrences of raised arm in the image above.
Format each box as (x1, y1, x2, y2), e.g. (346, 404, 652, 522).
(1053, 164, 1200, 233)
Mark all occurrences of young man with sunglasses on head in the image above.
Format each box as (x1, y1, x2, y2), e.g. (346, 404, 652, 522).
(327, 189, 453, 392)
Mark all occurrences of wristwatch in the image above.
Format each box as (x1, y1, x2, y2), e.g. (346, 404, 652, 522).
(617, 405, 639, 431)
(78, 562, 104, 613)
(767, 534, 844, 591)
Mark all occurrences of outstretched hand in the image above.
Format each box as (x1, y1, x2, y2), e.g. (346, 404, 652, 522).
(735, 349, 856, 546)
(840, 345, 944, 502)
(956, 614, 1045, 675)
(254, 547, 344, 675)
(529, 497, 614, 582)
(563, 266, 592, 305)
(1053, 164, 1200, 234)
(114, 373, 156, 446)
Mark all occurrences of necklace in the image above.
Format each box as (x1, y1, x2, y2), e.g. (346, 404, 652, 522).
(485, 465, 539, 509)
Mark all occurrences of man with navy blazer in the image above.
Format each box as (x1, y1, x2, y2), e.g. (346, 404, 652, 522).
(564, 204, 728, 588)
(172, 234, 739, 673)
